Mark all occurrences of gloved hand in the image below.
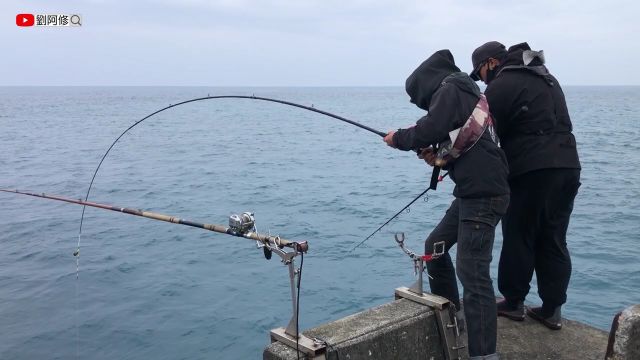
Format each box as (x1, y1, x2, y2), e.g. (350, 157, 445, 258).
(417, 147, 437, 167)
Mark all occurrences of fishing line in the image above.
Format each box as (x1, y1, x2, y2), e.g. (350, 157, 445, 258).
(350, 172, 449, 252)
(296, 251, 304, 360)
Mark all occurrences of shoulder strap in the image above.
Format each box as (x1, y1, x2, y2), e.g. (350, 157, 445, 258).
(436, 95, 496, 164)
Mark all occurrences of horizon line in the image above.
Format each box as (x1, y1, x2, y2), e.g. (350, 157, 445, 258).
(1, 84, 639, 87)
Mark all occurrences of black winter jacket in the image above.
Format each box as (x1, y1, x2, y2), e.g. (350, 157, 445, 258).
(393, 50, 509, 198)
(485, 43, 581, 179)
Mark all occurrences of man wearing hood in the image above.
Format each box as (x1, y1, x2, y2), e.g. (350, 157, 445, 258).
(469, 42, 581, 330)
(384, 49, 509, 360)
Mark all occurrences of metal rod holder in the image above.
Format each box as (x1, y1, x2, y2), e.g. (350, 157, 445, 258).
(266, 239, 326, 357)
(409, 258, 425, 295)
(393, 232, 464, 360)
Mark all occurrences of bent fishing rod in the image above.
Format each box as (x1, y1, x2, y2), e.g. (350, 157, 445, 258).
(77, 95, 386, 247)
(73, 93, 443, 256)
(0, 188, 308, 254)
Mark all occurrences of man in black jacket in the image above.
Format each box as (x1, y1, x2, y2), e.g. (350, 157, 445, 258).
(384, 49, 509, 359)
(470, 42, 581, 330)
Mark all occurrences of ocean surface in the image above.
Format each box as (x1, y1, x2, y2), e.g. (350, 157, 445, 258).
(1, 86, 638, 359)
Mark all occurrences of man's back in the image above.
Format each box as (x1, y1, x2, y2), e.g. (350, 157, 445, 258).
(485, 43, 581, 178)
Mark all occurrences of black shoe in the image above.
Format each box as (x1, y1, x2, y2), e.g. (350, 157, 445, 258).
(527, 306, 562, 330)
(496, 298, 525, 321)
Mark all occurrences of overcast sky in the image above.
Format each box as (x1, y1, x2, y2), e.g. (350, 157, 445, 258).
(2, 0, 638, 86)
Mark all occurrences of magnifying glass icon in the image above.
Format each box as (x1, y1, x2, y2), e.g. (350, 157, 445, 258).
(70, 14, 81, 26)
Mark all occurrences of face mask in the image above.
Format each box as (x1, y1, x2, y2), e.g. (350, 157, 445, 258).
(486, 65, 499, 84)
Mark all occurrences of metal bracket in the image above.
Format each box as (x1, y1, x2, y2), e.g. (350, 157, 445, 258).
(395, 286, 449, 309)
(270, 328, 326, 359)
(394, 233, 465, 360)
(409, 259, 426, 294)
(396, 287, 464, 360)
(265, 236, 326, 358)
(434, 305, 466, 360)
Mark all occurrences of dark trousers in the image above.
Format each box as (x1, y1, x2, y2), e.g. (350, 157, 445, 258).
(498, 168, 580, 310)
(425, 195, 509, 357)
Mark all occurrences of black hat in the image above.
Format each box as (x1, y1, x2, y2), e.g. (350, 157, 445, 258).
(470, 41, 507, 80)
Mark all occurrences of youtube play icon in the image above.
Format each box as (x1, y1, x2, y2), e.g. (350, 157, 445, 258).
(16, 14, 35, 27)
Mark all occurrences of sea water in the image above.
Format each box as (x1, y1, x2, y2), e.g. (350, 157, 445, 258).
(1, 86, 638, 359)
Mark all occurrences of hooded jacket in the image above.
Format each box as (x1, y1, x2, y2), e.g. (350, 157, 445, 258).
(393, 50, 509, 198)
(486, 43, 581, 179)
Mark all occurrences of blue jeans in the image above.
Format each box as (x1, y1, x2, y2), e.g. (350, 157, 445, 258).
(425, 195, 509, 357)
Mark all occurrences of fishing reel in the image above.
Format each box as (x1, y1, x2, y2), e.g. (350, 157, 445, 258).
(228, 211, 272, 260)
(229, 212, 256, 234)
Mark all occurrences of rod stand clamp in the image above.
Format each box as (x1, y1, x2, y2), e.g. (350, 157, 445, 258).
(268, 242, 324, 358)
(394, 232, 464, 359)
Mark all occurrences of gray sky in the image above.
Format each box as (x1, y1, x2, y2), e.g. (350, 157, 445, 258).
(2, 0, 638, 86)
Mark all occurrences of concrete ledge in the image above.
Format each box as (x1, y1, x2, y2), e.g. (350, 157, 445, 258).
(264, 298, 443, 360)
(265, 295, 617, 360)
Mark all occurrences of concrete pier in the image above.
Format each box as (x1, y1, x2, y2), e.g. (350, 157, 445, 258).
(496, 315, 607, 359)
(264, 295, 620, 359)
(264, 299, 444, 360)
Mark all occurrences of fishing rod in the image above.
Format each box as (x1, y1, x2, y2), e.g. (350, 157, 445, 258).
(351, 171, 449, 251)
(0, 188, 328, 357)
(77, 94, 386, 261)
(0, 188, 307, 253)
(355, 94, 502, 251)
